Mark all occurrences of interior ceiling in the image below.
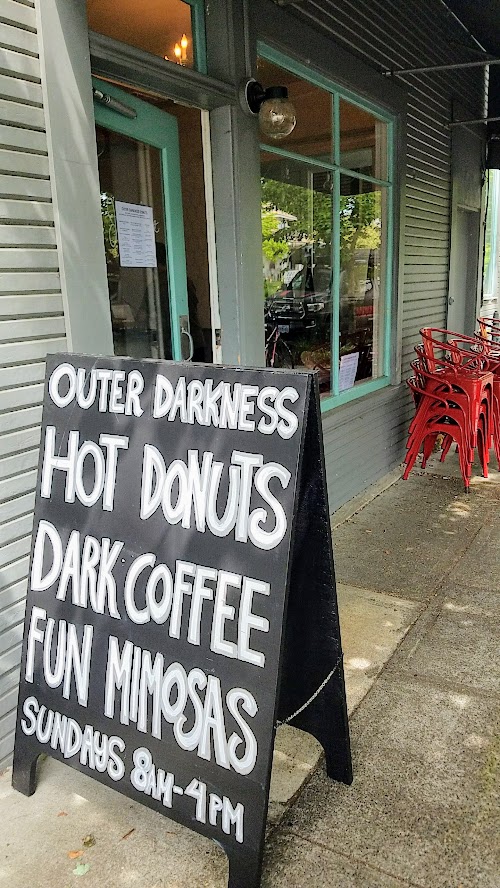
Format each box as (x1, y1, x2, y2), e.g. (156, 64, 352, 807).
(87, 0, 192, 64)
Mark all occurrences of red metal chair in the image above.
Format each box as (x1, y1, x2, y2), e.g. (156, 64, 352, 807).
(446, 329, 500, 470)
(419, 330, 494, 449)
(403, 376, 478, 488)
(403, 327, 494, 489)
(415, 342, 493, 468)
(477, 316, 500, 345)
(411, 358, 491, 475)
(410, 358, 486, 468)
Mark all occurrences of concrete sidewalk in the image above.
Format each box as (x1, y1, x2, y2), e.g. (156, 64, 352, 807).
(263, 457, 500, 888)
(1, 454, 499, 887)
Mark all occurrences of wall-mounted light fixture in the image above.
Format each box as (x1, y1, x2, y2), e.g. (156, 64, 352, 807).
(242, 78, 297, 140)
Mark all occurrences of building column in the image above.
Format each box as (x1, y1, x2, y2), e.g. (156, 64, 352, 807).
(206, 0, 264, 366)
(36, 0, 113, 355)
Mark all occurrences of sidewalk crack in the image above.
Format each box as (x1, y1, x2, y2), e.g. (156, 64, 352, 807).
(283, 829, 428, 888)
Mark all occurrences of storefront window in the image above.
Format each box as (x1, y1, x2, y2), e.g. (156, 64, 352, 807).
(87, 0, 204, 71)
(260, 52, 393, 405)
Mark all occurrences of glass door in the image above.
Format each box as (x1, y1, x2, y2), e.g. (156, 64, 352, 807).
(93, 77, 191, 361)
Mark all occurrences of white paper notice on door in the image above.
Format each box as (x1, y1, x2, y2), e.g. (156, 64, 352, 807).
(339, 351, 359, 391)
(115, 201, 157, 268)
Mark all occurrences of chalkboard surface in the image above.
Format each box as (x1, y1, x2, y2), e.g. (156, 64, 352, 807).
(13, 355, 351, 888)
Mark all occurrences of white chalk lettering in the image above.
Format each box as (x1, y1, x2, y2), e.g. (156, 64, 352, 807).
(140, 447, 289, 549)
(31, 521, 122, 619)
(104, 638, 258, 774)
(151, 374, 299, 437)
(25, 609, 93, 707)
(48, 363, 144, 415)
(40, 427, 128, 511)
(122, 554, 269, 666)
(21, 696, 125, 780)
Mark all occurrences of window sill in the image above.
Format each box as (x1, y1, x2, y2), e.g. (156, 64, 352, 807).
(320, 375, 391, 413)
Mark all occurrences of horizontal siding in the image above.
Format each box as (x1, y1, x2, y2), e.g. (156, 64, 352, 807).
(0, 71, 42, 105)
(0, 0, 67, 769)
(0, 1, 37, 31)
(0, 466, 37, 501)
(290, 0, 485, 510)
(322, 384, 410, 510)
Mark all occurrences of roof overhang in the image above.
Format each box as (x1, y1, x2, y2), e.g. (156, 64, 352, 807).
(445, 0, 500, 154)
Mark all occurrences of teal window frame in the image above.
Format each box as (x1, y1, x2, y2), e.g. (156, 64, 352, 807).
(182, 0, 207, 73)
(258, 42, 395, 414)
(92, 76, 189, 361)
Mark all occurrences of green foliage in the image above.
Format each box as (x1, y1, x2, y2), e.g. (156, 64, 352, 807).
(340, 192, 379, 257)
(261, 174, 383, 300)
(261, 179, 332, 247)
(101, 192, 119, 263)
(261, 211, 290, 265)
(261, 210, 280, 240)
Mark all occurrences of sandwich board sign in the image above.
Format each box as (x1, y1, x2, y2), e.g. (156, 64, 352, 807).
(12, 354, 352, 888)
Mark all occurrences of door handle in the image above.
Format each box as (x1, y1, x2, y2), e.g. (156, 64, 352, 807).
(182, 329, 194, 361)
(179, 315, 194, 361)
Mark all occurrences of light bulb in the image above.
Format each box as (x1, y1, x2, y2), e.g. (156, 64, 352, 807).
(174, 43, 182, 61)
(258, 87, 296, 141)
(180, 33, 188, 61)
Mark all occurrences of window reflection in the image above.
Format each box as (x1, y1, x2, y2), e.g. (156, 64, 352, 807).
(339, 178, 386, 382)
(262, 155, 333, 394)
(96, 126, 172, 361)
(340, 100, 387, 180)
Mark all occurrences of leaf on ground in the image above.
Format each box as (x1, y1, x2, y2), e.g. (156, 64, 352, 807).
(72, 863, 90, 876)
(121, 828, 135, 840)
(57, 811, 68, 817)
(82, 834, 96, 848)
(68, 850, 83, 860)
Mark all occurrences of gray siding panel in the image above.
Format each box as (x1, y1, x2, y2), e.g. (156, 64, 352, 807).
(0, 0, 67, 768)
(289, 0, 485, 510)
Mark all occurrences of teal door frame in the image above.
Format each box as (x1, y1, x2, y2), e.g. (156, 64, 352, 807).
(92, 76, 189, 360)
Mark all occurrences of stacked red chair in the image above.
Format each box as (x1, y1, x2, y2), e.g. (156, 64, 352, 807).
(474, 317, 500, 468)
(477, 316, 500, 344)
(403, 327, 494, 491)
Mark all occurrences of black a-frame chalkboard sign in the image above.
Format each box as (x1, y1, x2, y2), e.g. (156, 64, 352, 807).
(12, 355, 352, 888)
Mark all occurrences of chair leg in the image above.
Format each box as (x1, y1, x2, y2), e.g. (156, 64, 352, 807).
(421, 433, 436, 468)
(440, 434, 453, 462)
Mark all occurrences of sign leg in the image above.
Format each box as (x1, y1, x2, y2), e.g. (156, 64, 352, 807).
(227, 848, 264, 888)
(12, 740, 39, 797)
(278, 375, 353, 786)
(292, 669, 353, 785)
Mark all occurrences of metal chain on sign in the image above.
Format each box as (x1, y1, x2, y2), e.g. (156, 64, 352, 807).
(276, 654, 343, 727)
